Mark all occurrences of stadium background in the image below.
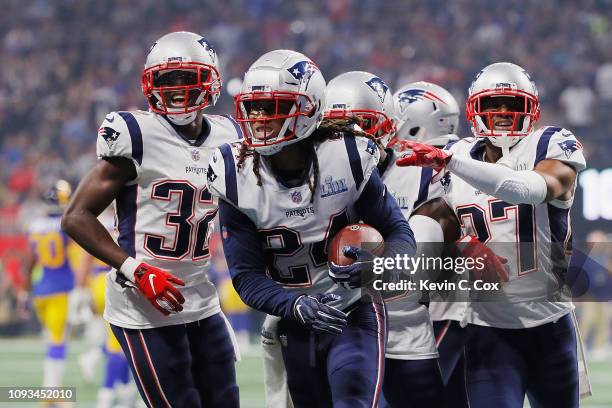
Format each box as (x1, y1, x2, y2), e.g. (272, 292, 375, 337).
(0, 0, 611, 406)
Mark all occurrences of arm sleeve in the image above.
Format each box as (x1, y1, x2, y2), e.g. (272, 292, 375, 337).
(354, 169, 416, 258)
(446, 155, 548, 205)
(218, 199, 301, 319)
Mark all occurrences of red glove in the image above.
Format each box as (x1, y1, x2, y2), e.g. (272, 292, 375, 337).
(132, 263, 186, 315)
(387, 138, 412, 152)
(393, 140, 452, 171)
(457, 235, 509, 284)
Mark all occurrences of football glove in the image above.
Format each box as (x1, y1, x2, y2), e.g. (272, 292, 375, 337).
(293, 293, 347, 334)
(457, 235, 509, 284)
(120, 257, 186, 315)
(394, 140, 452, 172)
(328, 246, 376, 289)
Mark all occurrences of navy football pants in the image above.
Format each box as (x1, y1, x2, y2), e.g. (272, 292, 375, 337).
(279, 299, 386, 408)
(464, 313, 578, 408)
(381, 357, 445, 408)
(111, 313, 238, 408)
(433, 320, 469, 408)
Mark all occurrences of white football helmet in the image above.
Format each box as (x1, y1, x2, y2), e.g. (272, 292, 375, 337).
(394, 81, 459, 147)
(141, 31, 221, 126)
(466, 62, 540, 153)
(235, 50, 326, 156)
(323, 71, 396, 147)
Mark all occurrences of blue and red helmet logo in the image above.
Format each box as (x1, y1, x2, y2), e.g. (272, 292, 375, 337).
(287, 61, 317, 82)
(397, 89, 447, 109)
(365, 77, 389, 103)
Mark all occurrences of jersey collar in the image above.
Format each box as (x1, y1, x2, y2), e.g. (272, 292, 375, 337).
(158, 114, 212, 147)
(377, 148, 395, 176)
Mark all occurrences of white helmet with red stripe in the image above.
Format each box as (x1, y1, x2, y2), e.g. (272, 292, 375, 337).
(323, 71, 396, 147)
(141, 31, 221, 126)
(393, 81, 459, 147)
(466, 62, 540, 153)
(235, 50, 326, 156)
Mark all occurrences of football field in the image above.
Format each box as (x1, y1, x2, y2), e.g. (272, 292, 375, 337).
(0, 337, 611, 407)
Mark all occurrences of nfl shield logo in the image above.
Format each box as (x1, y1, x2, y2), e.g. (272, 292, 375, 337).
(191, 150, 200, 162)
(291, 191, 302, 203)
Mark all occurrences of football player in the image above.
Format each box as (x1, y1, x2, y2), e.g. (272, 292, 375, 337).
(208, 50, 416, 408)
(62, 32, 241, 408)
(323, 72, 446, 408)
(397, 62, 586, 408)
(394, 81, 460, 148)
(394, 81, 470, 408)
(22, 180, 75, 391)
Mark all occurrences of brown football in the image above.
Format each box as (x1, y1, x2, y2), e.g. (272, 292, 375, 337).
(328, 224, 385, 266)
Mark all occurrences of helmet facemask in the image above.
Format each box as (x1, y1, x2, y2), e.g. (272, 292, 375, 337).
(323, 108, 396, 145)
(235, 91, 317, 155)
(467, 89, 540, 153)
(141, 61, 221, 125)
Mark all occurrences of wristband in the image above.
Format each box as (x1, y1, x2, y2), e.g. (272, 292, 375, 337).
(119, 256, 140, 282)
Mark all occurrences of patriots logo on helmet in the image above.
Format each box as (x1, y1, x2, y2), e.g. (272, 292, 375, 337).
(397, 89, 447, 112)
(287, 61, 317, 84)
(365, 77, 389, 103)
(557, 139, 582, 158)
(197, 38, 216, 61)
(99, 127, 120, 149)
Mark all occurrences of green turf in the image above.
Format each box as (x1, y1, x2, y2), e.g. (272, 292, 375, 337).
(0, 337, 610, 407)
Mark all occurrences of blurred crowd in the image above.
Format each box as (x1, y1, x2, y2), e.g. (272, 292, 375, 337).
(0, 0, 611, 355)
(2, 0, 612, 229)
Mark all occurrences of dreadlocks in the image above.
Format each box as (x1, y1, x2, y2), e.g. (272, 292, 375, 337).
(235, 117, 373, 203)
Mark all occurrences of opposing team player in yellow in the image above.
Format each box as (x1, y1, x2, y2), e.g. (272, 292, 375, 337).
(22, 180, 75, 391)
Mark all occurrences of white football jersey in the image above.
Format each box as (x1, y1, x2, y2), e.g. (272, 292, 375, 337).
(380, 149, 438, 359)
(207, 135, 380, 311)
(431, 126, 586, 328)
(96, 110, 242, 328)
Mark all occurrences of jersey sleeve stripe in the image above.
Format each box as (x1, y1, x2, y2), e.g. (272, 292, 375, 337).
(118, 112, 144, 165)
(443, 140, 459, 150)
(547, 203, 571, 281)
(219, 143, 239, 206)
(469, 139, 486, 160)
(116, 184, 137, 257)
(222, 114, 244, 140)
(414, 167, 434, 208)
(534, 126, 562, 166)
(344, 136, 365, 189)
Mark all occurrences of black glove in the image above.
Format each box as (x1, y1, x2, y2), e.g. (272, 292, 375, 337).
(292, 293, 348, 334)
(328, 246, 376, 289)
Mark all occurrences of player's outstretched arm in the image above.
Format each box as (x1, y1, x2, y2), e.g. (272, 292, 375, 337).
(61, 157, 135, 270)
(396, 141, 577, 205)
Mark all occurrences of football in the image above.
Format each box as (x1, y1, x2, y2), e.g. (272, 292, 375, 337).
(328, 224, 385, 266)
